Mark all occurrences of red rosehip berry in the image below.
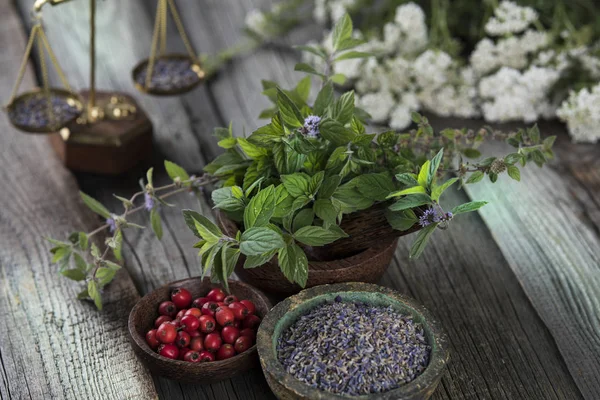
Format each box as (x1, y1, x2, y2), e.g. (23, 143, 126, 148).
(206, 288, 225, 302)
(234, 335, 253, 354)
(217, 344, 236, 360)
(158, 344, 179, 360)
(184, 350, 201, 363)
(189, 336, 204, 352)
(192, 297, 210, 309)
(154, 315, 172, 328)
(171, 288, 192, 309)
(239, 328, 256, 342)
(217, 302, 227, 308)
(201, 302, 219, 317)
(188, 330, 203, 338)
(168, 319, 181, 328)
(221, 326, 240, 345)
(232, 319, 242, 329)
(176, 331, 191, 348)
(240, 300, 256, 315)
(228, 302, 249, 320)
(145, 329, 160, 349)
(157, 322, 177, 344)
(204, 333, 222, 352)
(175, 309, 188, 321)
(184, 308, 202, 318)
(198, 350, 215, 362)
(181, 315, 200, 334)
(223, 295, 238, 306)
(198, 315, 216, 334)
(178, 347, 191, 360)
(215, 307, 235, 327)
(158, 301, 177, 318)
(242, 315, 261, 330)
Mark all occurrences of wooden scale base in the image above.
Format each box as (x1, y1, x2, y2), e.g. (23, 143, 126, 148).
(48, 90, 153, 174)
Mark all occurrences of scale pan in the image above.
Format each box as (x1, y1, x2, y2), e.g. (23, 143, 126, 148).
(132, 54, 205, 96)
(6, 88, 83, 134)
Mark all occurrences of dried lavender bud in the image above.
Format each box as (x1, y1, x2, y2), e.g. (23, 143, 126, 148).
(277, 301, 431, 396)
(136, 59, 201, 91)
(8, 93, 80, 130)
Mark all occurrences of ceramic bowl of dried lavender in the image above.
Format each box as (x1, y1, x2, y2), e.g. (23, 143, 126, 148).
(257, 282, 449, 399)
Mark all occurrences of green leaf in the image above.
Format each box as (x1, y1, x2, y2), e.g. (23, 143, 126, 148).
(73, 252, 87, 271)
(292, 208, 315, 232)
(355, 173, 395, 201)
(409, 224, 437, 259)
(387, 186, 426, 198)
(395, 173, 419, 187)
(466, 171, 485, 184)
(504, 153, 523, 165)
(77, 289, 89, 300)
(281, 173, 311, 198)
(318, 175, 342, 199)
(319, 118, 355, 146)
(335, 51, 370, 61)
(277, 88, 304, 128)
(451, 201, 488, 215)
(238, 137, 268, 159)
(90, 243, 100, 258)
(112, 230, 123, 261)
(273, 185, 294, 218)
(217, 137, 238, 149)
(332, 14, 353, 51)
(330, 74, 347, 85)
(80, 192, 111, 218)
(78, 232, 88, 251)
(291, 195, 311, 212)
(244, 185, 276, 229)
(386, 209, 418, 231)
(60, 268, 86, 281)
(431, 178, 458, 201)
(88, 280, 102, 310)
(528, 124, 540, 143)
(231, 186, 244, 199)
(294, 63, 325, 77)
(411, 112, 422, 123)
(388, 193, 432, 211)
(182, 210, 222, 241)
(489, 172, 498, 183)
(96, 267, 117, 287)
(52, 247, 71, 264)
(240, 227, 285, 256)
(164, 160, 190, 182)
(313, 83, 333, 116)
(314, 198, 338, 225)
(296, 76, 312, 102)
(543, 135, 556, 149)
(244, 250, 277, 269)
(417, 160, 430, 188)
(428, 149, 444, 189)
(308, 171, 325, 195)
(150, 209, 163, 240)
(294, 45, 327, 58)
(507, 165, 521, 181)
(278, 242, 308, 287)
(335, 37, 365, 51)
(332, 91, 355, 126)
(146, 168, 153, 186)
(293, 226, 347, 247)
(462, 148, 482, 159)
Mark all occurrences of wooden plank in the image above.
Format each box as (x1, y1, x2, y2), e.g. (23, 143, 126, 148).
(429, 117, 600, 399)
(0, 2, 156, 399)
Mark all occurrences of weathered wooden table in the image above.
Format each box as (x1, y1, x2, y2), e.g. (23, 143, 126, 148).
(1, 0, 599, 399)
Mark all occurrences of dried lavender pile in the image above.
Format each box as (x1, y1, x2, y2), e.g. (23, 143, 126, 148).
(277, 297, 431, 396)
(136, 58, 201, 91)
(9, 93, 80, 130)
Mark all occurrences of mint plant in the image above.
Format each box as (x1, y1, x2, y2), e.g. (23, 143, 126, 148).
(47, 14, 554, 309)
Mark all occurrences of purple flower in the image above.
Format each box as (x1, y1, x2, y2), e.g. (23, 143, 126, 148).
(106, 217, 117, 233)
(446, 212, 453, 219)
(302, 115, 321, 138)
(144, 192, 155, 211)
(418, 208, 443, 227)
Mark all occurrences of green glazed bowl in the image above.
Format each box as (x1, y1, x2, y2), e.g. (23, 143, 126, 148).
(257, 282, 450, 400)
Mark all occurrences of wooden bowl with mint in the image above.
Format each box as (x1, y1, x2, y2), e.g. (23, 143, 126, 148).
(257, 282, 449, 399)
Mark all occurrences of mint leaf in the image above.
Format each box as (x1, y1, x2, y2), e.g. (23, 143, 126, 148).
(244, 185, 276, 229)
(319, 118, 355, 146)
(417, 160, 430, 189)
(273, 185, 294, 218)
(294, 63, 325, 77)
(281, 173, 311, 198)
(428, 149, 444, 189)
(150, 209, 163, 240)
(332, 14, 353, 51)
(462, 148, 482, 159)
(431, 177, 458, 201)
(164, 160, 190, 182)
(277, 88, 303, 128)
(451, 201, 488, 215)
(386, 209, 418, 231)
(332, 91, 355, 125)
(409, 224, 437, 259)
(238, 137, 268, 159)
(507, 165, 520, 181)
(61, 268, 86, 281)
(388, 194, 432, 211)
(314, 199, 338, 225)
(278, 242, 308, 287)
(318, 175, 342, 199)
(313, 83, 333, 116)
(80, 192, 111, 218)
(308, 171, 325, 195)
(335, 51, 370, 61)
(294, 226, 347, 246)
(387, 186, 426, 198)
(244, 250, 277, 269)
(182, 210, 222, 241)
(395, 173, 419, 187)
(239, 227, 285, 256)
(293, 208, 315, 232)
(466, 171, 484, 184)
(355, 173, 395, 201)
(88, 280, 102, 310)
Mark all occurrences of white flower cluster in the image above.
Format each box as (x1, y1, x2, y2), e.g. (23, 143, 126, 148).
(484, 1, 538, 36)
(557, 83, 600, 143)
(313, 0, 359, 25)
(244, 9, 269, 38)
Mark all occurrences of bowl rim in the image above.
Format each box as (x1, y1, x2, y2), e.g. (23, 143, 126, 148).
(257, 282, 450, 399)
(131, 53, 205, 96)
(128, 277, 271, 369)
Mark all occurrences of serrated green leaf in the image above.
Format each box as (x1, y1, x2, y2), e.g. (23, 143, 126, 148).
(273, 185, 294, 218)
(244, 249, 277, 269)
(395, 173, 419, 187)
(294, 63, 325, 77)
(150, 209, 163, 240)
(504, 153, 523, 165)
(318, 175, 342, 199)
(91, 243, 100, 258)
(507, 165, 520, 181)
(387, 186, 426, 198)
(80, 192, 111, 218)
(355, 173, 396, 201)
(278, 242, 308, 287)
(466, 171, 485, 184)
(244, 185, 276, 229)
(431, 178, 458, 201)
(293, 226, 347, 246)
(73, 252, 87, 271)
(332, 91, 355, 126)
(409, 224, 437, 259)
(319, 118, 355, 146)
(388, 193, 432, 211)
(386, 208, 418, 231)
(428, 149, 444, 189)
(281, 173, 311, 198)
(308, 171, 325, 195)
(112, 230, 123, 261)
(330, 74, 347, 85)
(146, 168, 153, 186)
(462, 148, 482, 159)
(294, 44, 327, 58)
(78, 232, 88, 251)
(277, 88, 304, 128)
(88, 280, 102, 310)
(238, 137, 268, 159)
(417, 161, 430, 188)
(61, 268, 86, 281)
(240, 227, 285, 256)
(313, 83, 333, 116)
(332, 14, 353, 51)
(335, 51, 370, 61)
(96, 267, 117, 287)
(292, 208, 315, 233)
(182, 210, 222, 241)
(218, 137, 238, 149)
(164, 160, 190, 182)
(314, 199, 338, 225)
(451, 201, 488, 215)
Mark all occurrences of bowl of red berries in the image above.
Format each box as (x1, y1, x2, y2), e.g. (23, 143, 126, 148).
(128, 277, 271, 383)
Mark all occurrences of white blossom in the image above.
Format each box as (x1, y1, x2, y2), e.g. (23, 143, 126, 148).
(245, 9, 268, 37)
(389, 104, 413, 130)
(485, 1, 538, 36)
(356, 58, 389, 93)
(357, 91, 394, 123)
(557, 84, 600, 143)
(413, 50, 453, 90)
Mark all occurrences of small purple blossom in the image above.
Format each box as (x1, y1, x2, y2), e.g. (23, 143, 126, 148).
(106, 217, 117, 233)
(446, 212, 453, 219)
(302, 115, 321, 138)
(418, 208, 439, 227)
(144, 192, 155, 211)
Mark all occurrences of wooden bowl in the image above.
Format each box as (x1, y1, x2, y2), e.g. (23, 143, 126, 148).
(217, 212, 399, 296)
(257, 282, 450, 400)
(128, 277, 271, 383)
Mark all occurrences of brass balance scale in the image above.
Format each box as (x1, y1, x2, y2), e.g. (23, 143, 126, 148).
(5, 0, 205, 174)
